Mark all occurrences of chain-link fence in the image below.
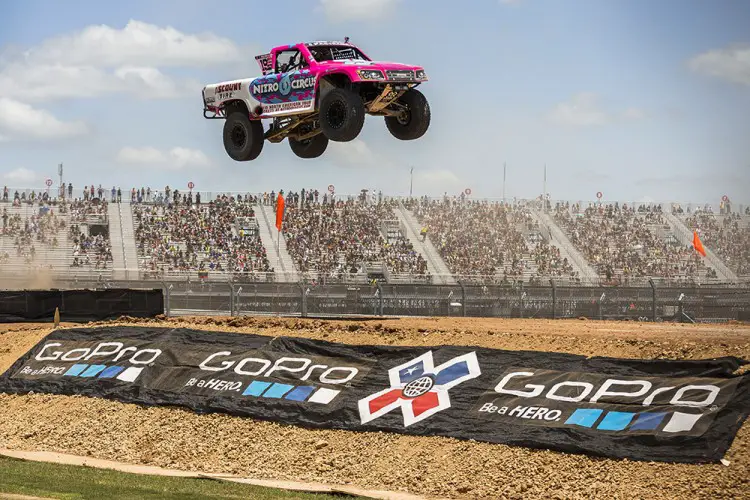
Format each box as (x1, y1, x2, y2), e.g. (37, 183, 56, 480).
(6, 278, 746, 323)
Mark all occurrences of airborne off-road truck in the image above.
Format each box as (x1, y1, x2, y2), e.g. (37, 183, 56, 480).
(202, 40, 431, 161)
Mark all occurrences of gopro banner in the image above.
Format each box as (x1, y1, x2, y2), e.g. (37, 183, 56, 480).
(1, 326, 748, 464)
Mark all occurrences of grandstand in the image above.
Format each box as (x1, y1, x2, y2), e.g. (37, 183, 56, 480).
(0, 188, 113, 282)
(2, 184, 749, 286)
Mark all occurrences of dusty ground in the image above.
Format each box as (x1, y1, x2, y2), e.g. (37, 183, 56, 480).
(1, 316, 749, 499)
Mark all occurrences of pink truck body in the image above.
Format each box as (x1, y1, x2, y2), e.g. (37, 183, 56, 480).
(203, 40, 428, 119)
(203, 40, 430, 162)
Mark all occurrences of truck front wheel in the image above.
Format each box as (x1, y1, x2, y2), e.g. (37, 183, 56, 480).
(385, 88, 431, 141)
(319, 88, 365, 142)
(223, 112, 264, 161)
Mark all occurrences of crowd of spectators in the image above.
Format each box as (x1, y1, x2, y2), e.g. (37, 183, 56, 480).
(553, 202, 716, 282)
(281, 192, 428, 279)
(2, 185, 115, 272)
(404, 197, 579, 282)
(70, 224, 113, 269)
(1, 205, 64, 265)
(133, 193, 272, 278)
(683, 210, 750, 276)
(4, 182, 749, 284)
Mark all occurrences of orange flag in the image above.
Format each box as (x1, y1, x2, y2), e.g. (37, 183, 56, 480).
(275, 192, 285, 232)
(692, 230, 706, 257)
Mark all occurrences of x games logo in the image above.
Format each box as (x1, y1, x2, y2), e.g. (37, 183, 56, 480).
(358, 351, 481, 427)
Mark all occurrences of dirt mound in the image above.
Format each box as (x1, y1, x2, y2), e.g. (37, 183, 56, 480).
(1, 317, 749, 499)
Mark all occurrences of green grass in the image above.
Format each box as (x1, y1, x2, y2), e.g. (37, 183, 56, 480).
(0, 455, 358, 500)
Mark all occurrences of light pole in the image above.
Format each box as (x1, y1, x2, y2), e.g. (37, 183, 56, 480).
(409, 166, 414, 197)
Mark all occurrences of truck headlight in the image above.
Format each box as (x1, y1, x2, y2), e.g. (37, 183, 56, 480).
(416, 70, 428, 80)
(357, 69, 385, 80)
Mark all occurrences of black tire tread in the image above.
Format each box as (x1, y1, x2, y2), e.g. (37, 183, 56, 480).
(289, 133, 329, 159)
(223, 112, 264, 161)
(385, 88, 431, 141)
(319, 88, 365, 142)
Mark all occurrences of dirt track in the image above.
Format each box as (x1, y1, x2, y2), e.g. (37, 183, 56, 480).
(1, 316, 749, 499)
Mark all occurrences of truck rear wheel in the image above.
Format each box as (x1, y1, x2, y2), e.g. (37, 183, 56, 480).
(223, 112, 264, 161)
(289, 133, 329, 159)
(385, 88, 431, 140)
(319, 88, 365, 142)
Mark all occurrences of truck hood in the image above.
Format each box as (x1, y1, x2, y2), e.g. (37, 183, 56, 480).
(318, 59, 424, 71)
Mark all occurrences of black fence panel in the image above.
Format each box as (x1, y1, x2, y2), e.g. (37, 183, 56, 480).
(0, 289, 163, 322)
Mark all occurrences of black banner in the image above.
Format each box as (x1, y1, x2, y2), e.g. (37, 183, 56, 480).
(0, 289, 164, 323)
(1, 326, 748, 463)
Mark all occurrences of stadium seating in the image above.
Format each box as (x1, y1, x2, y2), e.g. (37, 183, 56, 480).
(2, 183, 747, 285)
(132, 194, 273, 280)
(404, 198, 580, 283)
(0, 193, 113, 279)
(682, 210, 750, 277)
(280, 195, 429, 280)
(553, 202, 715, 283)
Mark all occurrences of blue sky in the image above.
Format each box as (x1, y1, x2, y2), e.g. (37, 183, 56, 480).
(0, 0, 748, 204)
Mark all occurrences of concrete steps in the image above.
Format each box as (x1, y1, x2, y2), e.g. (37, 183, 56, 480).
(119, 202, 139, 279)
(664, 212, 738, 282)
(107, 202, 127, 279)
(532, 210, 599, 281)
(396, 203, 456, 285)
(255, 203, 298, 282)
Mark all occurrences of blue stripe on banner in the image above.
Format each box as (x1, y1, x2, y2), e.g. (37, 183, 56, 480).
(564, 408, 603, 428)
(80, 365, 108, 378)
(63, 364, 88, 377)
(284, 386, 315, 402)
(242, 380, 271, 397)
(597, 411, 635, 431)
(98, 366, 125, 379)
(263, 383, 294, 399)
(630, 412, 668, 431)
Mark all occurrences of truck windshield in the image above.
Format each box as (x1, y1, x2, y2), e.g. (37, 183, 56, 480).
(307, 45, 370, 62)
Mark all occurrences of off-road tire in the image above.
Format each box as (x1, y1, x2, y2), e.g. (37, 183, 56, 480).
(385, 88, 431, 140)
(289, 133, 329, 159)
(319, 88, 365, 142)
(223, 112, 264, 161)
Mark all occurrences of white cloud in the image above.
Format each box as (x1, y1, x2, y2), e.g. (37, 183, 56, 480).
(1, 167, 41, 184)
(24, 20, 244, 68)
(0, 20, 246, 103)
(327, 138, 407, 170)
(327, 138, 382, 168)
(0, 63, 196, 102)
(318, 0, 401, 23)
(688, 44, 750, 86)
(414, 168, 462, 193)
(116, 146, 212, 170)
(622, 107, 646, 120)
(0, 98, 88, 140)
(113, 66, 200, 99)
(547, 92, 609, 126)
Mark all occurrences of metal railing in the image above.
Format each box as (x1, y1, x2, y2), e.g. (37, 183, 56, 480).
(1, 267, 747, 289)
(6, 277, 745, 323)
